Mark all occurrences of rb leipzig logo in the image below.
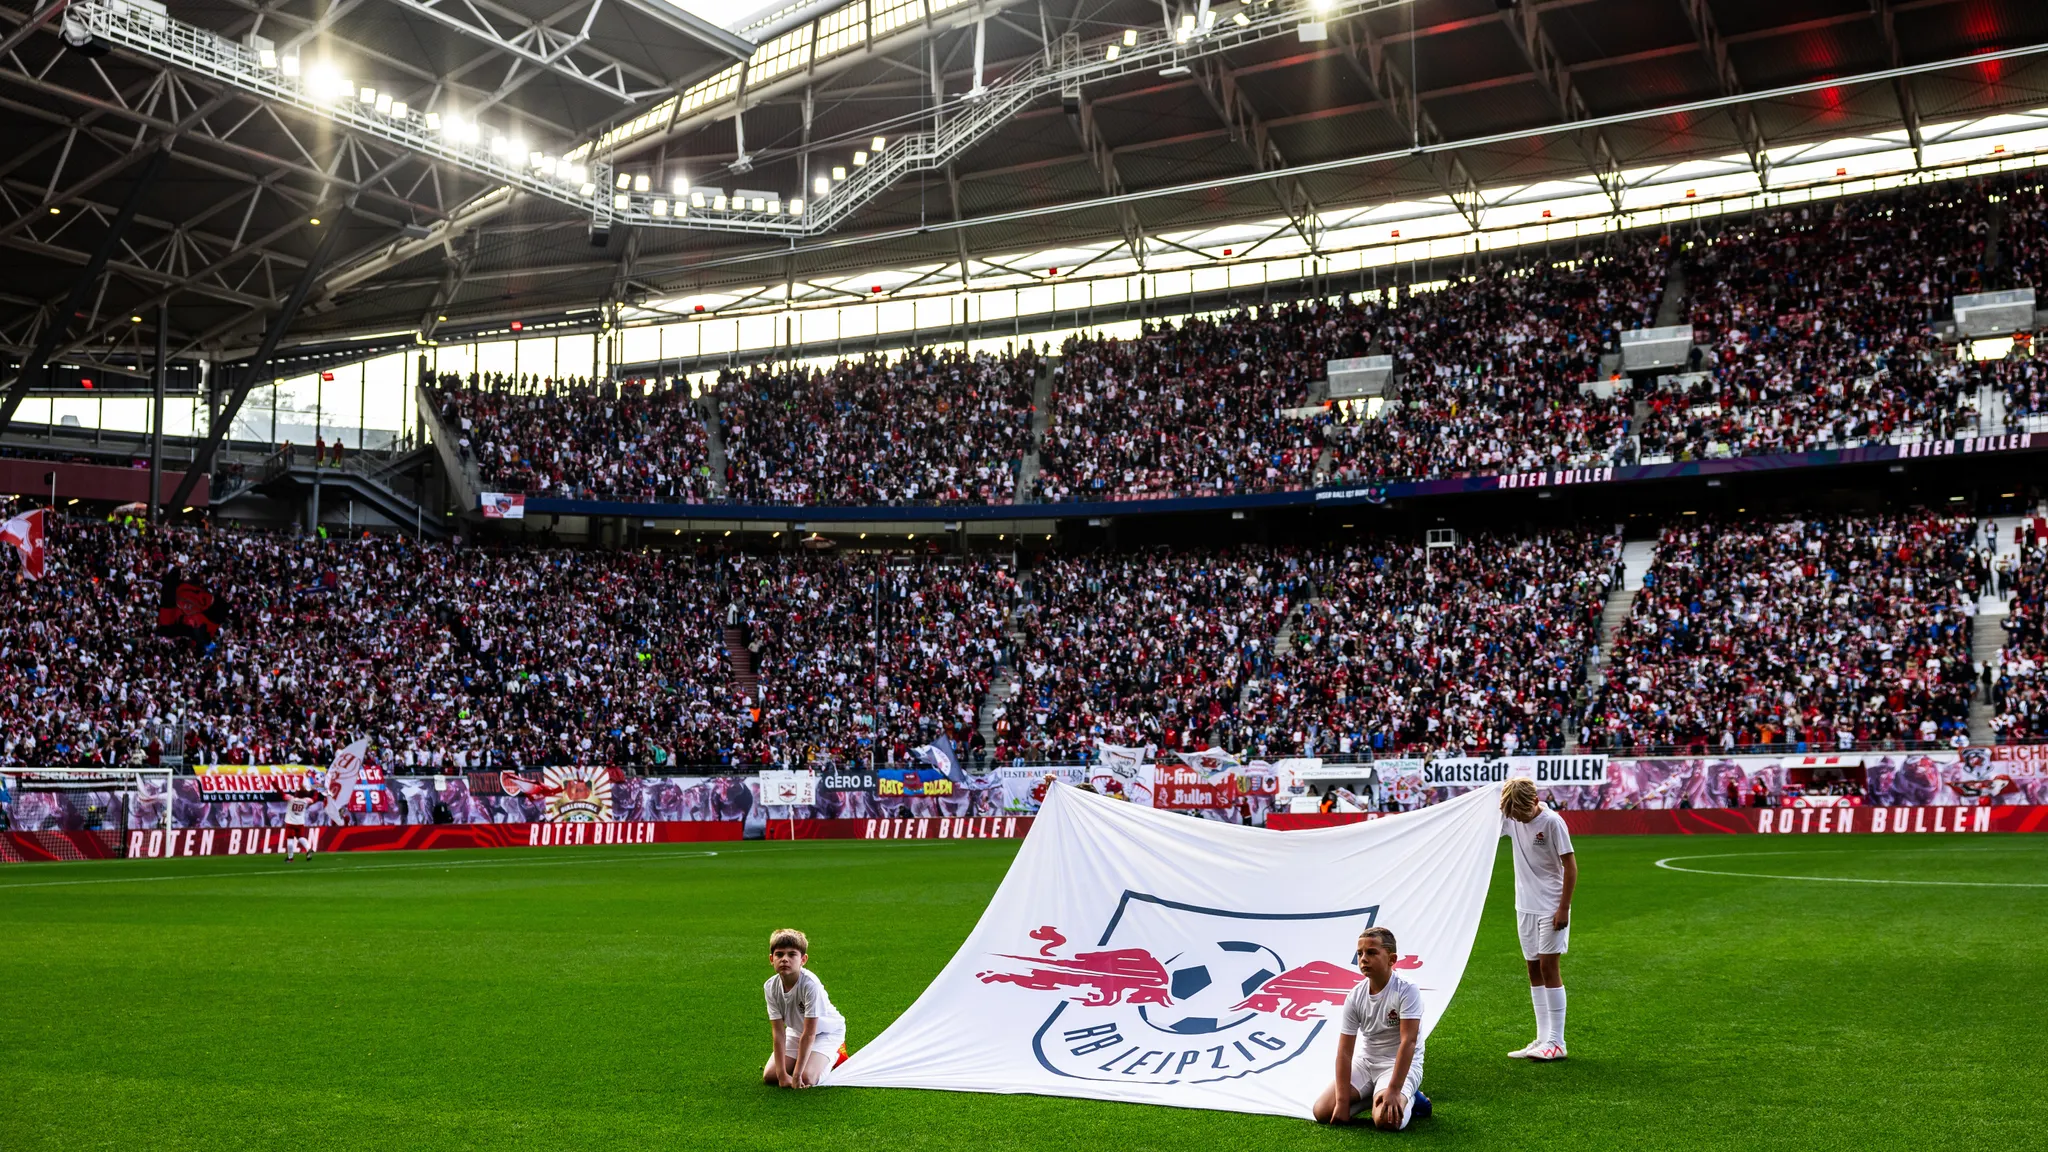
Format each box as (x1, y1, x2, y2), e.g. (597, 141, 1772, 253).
(976, 893, 1416, 1085)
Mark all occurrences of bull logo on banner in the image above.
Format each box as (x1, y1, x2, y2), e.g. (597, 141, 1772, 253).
(975, 895, 1422, 1086)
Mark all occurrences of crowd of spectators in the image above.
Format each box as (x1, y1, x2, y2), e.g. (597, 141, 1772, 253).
(434, 372, 713, 502)
(1321, 244, 1667, 483)
(1256, 530, 1618, 756)
(1001, 548, 1311, 759)
(0, 513, 1006, 771)
(410, 177, 2048, 510)
(1034, 304, 1355, 500)
(1636, 182, 2016, 461)
(718, 347, 1038, 505)
(1986, 516, 2048, 742)
(730, 552, 1017, 767)
(1587, 513, 1982, 753)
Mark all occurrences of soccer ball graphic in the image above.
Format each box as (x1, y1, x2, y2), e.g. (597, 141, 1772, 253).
(1137, 940, 1285, 1036)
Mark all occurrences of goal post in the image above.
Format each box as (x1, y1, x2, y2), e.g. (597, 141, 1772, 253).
(1, 768, 175, 859)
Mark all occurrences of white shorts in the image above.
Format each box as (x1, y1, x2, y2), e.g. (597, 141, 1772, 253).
(782, 1024, 845, 1067)
(1347, 1059, 1423, 1128)
(1517, 911, 1570, 960)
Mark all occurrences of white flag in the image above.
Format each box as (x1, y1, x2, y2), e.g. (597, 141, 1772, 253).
(828, 782, 1504, 1117)
(323, 738, 368, 822)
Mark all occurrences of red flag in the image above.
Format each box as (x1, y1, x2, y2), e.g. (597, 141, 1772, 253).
(0, 508, 46, 579)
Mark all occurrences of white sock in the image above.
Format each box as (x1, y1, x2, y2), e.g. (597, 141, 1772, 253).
(1547, 986, 1568, 1046)
(1531, 985, 1549, 1044)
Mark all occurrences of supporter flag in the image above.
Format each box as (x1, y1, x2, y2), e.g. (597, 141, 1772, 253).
(827, 782, 1505, 1117)
(155, 570, 230, 645)
(323, 738, 368, 822)
(480, 492, 526, 519)
(0, 508, 47, 579)
(912, 735, 961, 783)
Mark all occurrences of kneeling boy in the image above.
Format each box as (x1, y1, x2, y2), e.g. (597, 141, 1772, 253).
(762, 928, 847, 1089)
(1312, 926, 1432, 1130)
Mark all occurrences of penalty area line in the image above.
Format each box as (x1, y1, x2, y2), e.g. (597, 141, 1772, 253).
(0, 849, 722, 891)
(1654, 853, 2048, 888)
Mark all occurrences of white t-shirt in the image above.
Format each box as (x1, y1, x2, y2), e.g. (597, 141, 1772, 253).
(283, 794, 314, 826)
(1503, 806, 1574, 915)
(1339, 972, 1424, 1069)
(764, 969, 844, 1035)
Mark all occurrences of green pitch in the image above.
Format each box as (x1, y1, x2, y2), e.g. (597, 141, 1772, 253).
(2, 833, 2043, 1151)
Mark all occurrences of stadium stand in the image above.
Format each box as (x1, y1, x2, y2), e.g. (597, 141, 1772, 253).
(1587, 512, 1984, 754)
(1257, 529, 1620, 757)
(400, 178, 2048, 510)
(434, 374, 713, 502)
(716, 347, 1039, 506)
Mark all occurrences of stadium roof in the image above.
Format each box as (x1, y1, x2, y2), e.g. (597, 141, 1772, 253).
(4, 0, 2048, 372)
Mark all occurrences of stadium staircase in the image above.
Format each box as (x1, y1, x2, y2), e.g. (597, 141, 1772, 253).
(724, 624, 759, 703)
(977, 568, 1033, 750)
(1569, 538, 1657, 749)
(1014, 357, 1056, 503)
(415, 384, 487, 514)
(701, 393, 730, 499)
(1967, 513, 2030, 742)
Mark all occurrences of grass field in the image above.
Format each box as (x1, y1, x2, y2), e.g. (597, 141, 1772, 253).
(2, 833, 2044, 1151)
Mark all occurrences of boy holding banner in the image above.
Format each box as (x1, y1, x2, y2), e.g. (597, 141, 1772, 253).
(1312, 926, 1432, 1130)
(1501, 778, 1576, 1062)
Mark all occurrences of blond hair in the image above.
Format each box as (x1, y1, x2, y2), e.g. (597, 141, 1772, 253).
(1501, 778, 1539, 821)
(769, 928, 809, 954)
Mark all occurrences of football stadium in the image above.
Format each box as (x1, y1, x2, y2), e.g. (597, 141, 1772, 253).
(3, 0, 2048, 1146)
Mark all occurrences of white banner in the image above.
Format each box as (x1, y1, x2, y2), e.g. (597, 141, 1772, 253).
(828, 782, 1504, 1117)
(1424, 756, 1609, 789)
(758, 769, 819, 806)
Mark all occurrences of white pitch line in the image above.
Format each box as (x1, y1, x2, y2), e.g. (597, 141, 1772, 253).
(0, 849, 721, 891)
(1654, 851, 2048, 888)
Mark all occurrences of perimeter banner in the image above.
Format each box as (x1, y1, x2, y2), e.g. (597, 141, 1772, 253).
(122, 820, 743, 858)
(1267, 805, 2048, 835)
(826, 783, 1504, 1118)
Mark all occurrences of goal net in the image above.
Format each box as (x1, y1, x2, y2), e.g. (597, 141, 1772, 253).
(0, 768, 174, 861)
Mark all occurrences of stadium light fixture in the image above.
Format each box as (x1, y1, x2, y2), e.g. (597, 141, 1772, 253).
(281, 54, 299, 76)
(652, 198, 669, 216)
(1123, 29, 1138, 45)
(1233, 11, 1248, 24)
(392, 101, 407, 118)
(580, 182, 597, 196)
(814, 176, 830, 194)
(634, 174, 651, 192)
(852, 151, 868, 167)
(673, 176, 689, 195)
(48, 206, 59, 215)
(713, 194, 727, 210)
(613, 193, 630, 209)
(375, 93, 392, 114)
(616, 173, 632, 190)
(789, 199, 804, 216)
(690, 192, 706, 208)
(359, 86, 376, 104)
(424, 111, 441, 131)
(831, 166, 846, 181)
(871, 136, 886, 152)
(1106, 44, 1120, 61)
(257, 47, 276, 68)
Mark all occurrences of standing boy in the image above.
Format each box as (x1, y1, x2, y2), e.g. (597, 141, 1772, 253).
(762, 928, 847, 1089)
(1311, 926, 1433, 1129)
(1501, 778, 1576, 1061)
